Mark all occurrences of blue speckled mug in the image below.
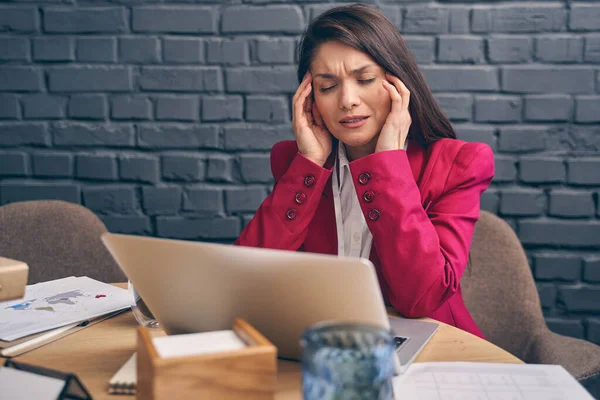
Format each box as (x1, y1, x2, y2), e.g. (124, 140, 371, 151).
(300, 322, 395, 400)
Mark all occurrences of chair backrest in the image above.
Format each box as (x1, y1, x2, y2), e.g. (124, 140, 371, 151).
(461, 211, 546, 361)
(0, 200, 125, 284)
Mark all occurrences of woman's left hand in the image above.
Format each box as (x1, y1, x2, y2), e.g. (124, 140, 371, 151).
(376, 73, 412, 152)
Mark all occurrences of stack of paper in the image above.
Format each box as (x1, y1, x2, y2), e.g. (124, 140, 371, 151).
(0, 276, 132, 357)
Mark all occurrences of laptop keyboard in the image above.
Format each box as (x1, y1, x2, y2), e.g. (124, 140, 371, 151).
(394, 336, 409, 352)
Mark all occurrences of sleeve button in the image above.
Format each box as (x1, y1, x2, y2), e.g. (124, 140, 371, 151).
(304, 175, 316, 187)
(358, 172, 370, 185)
(368, 209, 380, 221)
(363, 190, 375, 203)
(295, 192, 307, 204)
(286, 209, 297, 220)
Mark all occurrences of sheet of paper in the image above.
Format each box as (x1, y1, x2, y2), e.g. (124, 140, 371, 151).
(0, 366, 65, 400)
(0, 276, 131, 341)
(152, 330, 246, 359)
(393, 362, 594, 400)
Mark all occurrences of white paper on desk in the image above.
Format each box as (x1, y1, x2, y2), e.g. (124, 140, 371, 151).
(0, 276, 131, 341)
(153, 330, 246, 359)
(393, 362, 594, 400)
(0, 366, 64, 400)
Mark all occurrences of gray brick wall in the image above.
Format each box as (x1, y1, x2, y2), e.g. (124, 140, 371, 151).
(0, 0, 599, 344)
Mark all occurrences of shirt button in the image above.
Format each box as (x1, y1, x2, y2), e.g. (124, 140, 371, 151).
(368, 209, 380, 221)
(295, 192, 307, 204)
(363, 190, 375, 203)
(304, 175, 316, 187)
(358, 172, 370, 185)
(286, 209, 297, 220)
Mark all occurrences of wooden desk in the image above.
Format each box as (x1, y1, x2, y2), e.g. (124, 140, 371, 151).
(2, 292, 522, 399)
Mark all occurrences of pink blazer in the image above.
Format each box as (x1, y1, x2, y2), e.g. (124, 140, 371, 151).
(235, 138, 494, 338)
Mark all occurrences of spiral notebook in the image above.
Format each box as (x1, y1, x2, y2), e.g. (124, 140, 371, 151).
(108, 353, 136, 396)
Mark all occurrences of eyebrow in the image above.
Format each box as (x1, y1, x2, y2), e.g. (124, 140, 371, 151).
(313, 64, 377, 79)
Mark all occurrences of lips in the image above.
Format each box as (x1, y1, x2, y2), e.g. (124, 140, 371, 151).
(340, 116, 369, 124)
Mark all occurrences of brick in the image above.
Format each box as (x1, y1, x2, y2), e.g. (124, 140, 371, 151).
(0, 67, 42, 92)
(83, 187, 137, 214)
(378, 5, 402, 31)
(567, 158, 600, 185)
(575, 96, 600, 123)
(475, 96, 521, 122)
(420, 66, 499, 92)
(438, 36, 484, 63)
(0, 152, 28, 177)
(32, 37, 74, 61)
(519, 157, 565, 183)
(162, 154, 205, 181)
(471, 6, 566, 33)
(32, 153, 72, 178)
(404, 37, 435, 64)
(224, 124, 294, 150)
(480, 189, 499, 214)
(559, 286, 600, 312)
(206, 155, 235, 183)
(569, 5, 600, 32)
(493, 156, 517, 183)
(163, 38, 203, 64)
(588, 319, 600, 345)
(549, 190, 595, 218)
(76, 154, 117, 181)
(487, 36, 531, 64)
(0, 7, 38, 33)
(101, 216, 151, 235)
(519, 220, 600, 247)
(435, 94, 472, 121)
(240, 154, 272, 183)
(534, 254, 581, 281)
(449, 7, 469, 33)
(0, 123, 50, 147)
(43, 7, 127, 33)
(226, 67, 296, 94)
(48, 67, 132, 92)
(453, 125, 496, 151)
(242, 214, 254, 229)
(0, 37, 29, 61)
(584, 36, 600, 63)
(254, 38, 295, 64)
(524, 95, 571, 122)
(583, 258, 600, 283)
(535, 37, 583, 63)
(0, 95, 19, 119)
(76, 38, 116, 63)
(183, 187, 222, 213)
(225, 187, 267, 213)
(110, 96, 151, 120)
(142, 187, 181, 216)
(139, 67, 222, 92)
(0, 183, 79, 205)
(138, 125, 218, 149)
(21, 95, 66, 119)
(536, 284, 556, 309)
(156, 96, 199, 121)
(222, 6, 303, 34)
(546, 318, 584, 339)
(132, 6, 215, 33)
(52, 122, 134, 147)
(119, 154, 159, 184)
(498, 126, 547, 153)
(202, 96, 243, 121)
(119, 37, 159, 63)
(566, 126, 600, 152)
(500, 188, 545, 217)
(206, 39, 249, 66)
(68, 95, 107, 120)
(403, 7, 449, 34)
(245, 96, 289, 122)
(502, 67, 594, 94)
(156, 216, 240, 240)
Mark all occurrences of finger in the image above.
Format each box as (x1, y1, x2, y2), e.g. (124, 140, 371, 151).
(292, 71, 312, 104)
(293, 82, 312, 127)
(382, 80, 403, 106)
(312, 100, 324, 127)
(385, 73, 411, 107)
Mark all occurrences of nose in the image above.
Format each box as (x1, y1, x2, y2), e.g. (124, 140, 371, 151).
(339, 83, 360, 111)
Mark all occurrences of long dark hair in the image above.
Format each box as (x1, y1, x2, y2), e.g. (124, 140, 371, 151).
(297, 3, 456, 145)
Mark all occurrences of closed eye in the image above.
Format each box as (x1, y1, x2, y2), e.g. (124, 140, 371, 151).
(319, 78, 376, 93)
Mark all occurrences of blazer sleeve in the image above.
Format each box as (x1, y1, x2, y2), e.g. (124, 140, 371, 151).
(348, 142, 494, 318)
(235, 140, 333, 250)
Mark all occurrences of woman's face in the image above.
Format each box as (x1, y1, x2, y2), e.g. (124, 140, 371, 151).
(310, 40, 392, 151)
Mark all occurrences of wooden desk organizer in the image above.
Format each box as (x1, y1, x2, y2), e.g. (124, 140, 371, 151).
(137, 318, 277, 400)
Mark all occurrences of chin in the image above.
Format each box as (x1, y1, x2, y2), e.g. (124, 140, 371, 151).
(334, 131, 378, 148)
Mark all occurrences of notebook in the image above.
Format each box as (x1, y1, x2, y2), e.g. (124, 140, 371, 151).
(108, 353, 136, 396)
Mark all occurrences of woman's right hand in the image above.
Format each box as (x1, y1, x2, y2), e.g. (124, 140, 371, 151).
(292, 72, 332, 167)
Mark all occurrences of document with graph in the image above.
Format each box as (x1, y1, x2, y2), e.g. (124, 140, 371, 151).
(393, 362, 594, 400)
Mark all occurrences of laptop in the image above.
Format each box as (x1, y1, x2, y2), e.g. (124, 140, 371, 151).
(101, 233, 437, 371)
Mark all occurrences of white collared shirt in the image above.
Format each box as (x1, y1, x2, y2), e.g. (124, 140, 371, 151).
(332, 141, 407, 259)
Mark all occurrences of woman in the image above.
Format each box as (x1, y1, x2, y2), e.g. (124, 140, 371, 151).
(235, 4, 494, 339)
